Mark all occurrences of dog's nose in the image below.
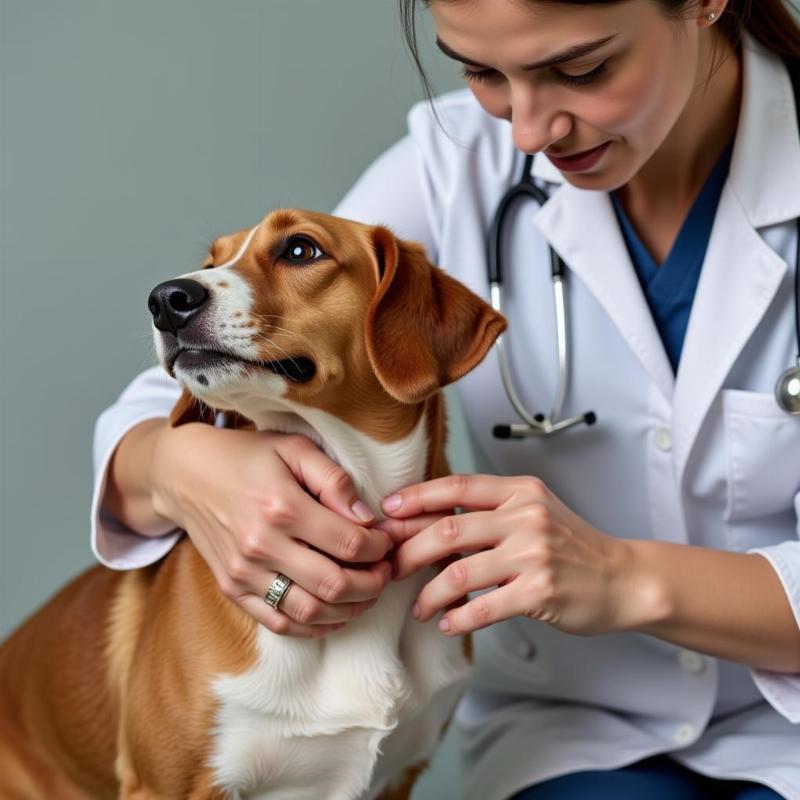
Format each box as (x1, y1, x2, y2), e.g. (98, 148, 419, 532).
(148, 279, 209, 334)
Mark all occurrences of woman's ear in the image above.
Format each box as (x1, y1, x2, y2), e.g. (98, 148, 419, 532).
(169, 389, 218, 427)
(365, 225, 507, 404)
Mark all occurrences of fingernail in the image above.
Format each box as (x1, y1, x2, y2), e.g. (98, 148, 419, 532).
(438, 617, 451, 633)
(382, 494, 402, 512)
(351, 499, 374, 522)
(411, 602, 420, 620)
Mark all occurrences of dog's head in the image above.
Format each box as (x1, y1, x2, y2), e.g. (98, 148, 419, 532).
(149, 209, 506, 436)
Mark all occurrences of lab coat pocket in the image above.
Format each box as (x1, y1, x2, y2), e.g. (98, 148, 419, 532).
(722, 388, 800, 523)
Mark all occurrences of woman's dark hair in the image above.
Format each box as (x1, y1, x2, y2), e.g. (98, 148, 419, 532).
(399, 0, 800, 103)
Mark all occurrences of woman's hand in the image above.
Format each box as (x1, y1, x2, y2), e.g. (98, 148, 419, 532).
(150, 422, 394, 638)
(377, 474, 647, 637)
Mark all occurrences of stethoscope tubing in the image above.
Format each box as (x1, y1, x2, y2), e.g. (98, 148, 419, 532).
(489, 151, 597, 438)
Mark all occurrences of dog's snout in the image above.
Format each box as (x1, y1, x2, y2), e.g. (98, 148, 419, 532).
(148, 279, 209, 334)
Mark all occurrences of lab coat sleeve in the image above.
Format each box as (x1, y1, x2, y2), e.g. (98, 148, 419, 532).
(332, 130, 439, 263)
(91, 366, 182, 570)
(746, 491, 800, 723)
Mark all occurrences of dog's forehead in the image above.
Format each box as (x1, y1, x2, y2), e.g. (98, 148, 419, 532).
(260, 208, 371, 237)
(213, 209, 375, 268)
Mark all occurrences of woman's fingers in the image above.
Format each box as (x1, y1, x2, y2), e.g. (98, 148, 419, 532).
(291, 483, 394, 563)
(413, 550, 510, 622)
(220, 556, 385, 632)
(225, 516, 392, 605)
(275, 433, 377, 525)
(438, 582, 523, 636)
(374, 512, 449, 545)
(381, 473, 529, 517)
(236, 592, 345, 638)
(258, 572, 380, 626)
(279, 539, 393, 603)
(392, 509, 501, 581)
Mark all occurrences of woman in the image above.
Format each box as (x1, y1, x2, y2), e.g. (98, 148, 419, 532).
(93, 1, 800, 798)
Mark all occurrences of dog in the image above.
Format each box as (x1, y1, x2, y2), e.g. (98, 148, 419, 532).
(0, 209, 506, 799)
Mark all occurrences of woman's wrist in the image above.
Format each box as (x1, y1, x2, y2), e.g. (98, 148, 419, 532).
(609, 538, 674, 633)
(149, 420, 216, 529)
(105, 417, 176, 536)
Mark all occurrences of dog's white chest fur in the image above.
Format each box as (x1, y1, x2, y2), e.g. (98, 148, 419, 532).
(207, 401, 471, 799)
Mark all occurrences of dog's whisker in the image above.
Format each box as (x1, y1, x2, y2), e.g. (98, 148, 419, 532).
(246, 321, 316, 351)
(249, 335, 305, 373)
(244, 329, 313, 363)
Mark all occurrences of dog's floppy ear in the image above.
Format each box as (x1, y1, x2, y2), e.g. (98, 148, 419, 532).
(365, 226, 507, 404)
(169, 389, 218, 427)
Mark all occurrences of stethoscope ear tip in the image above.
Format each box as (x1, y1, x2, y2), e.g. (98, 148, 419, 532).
(585, 411, 597, 426)
(493, 424, 512, 439)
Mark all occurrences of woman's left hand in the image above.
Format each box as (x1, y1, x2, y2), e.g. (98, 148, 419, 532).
(377, 474, 645, 637)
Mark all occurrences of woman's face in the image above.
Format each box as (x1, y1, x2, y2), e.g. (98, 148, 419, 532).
(429, 0, 711, 191)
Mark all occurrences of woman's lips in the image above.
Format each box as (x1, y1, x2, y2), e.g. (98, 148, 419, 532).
(546, 141, 611, 173)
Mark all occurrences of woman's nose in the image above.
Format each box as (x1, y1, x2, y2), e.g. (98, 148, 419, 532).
(510, 88, 572, 154)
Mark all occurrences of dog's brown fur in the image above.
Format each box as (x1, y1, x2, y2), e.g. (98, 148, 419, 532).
(0, 210, 504, 798)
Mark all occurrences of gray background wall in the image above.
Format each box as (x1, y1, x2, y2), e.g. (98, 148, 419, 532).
(0, 2, 471, 796)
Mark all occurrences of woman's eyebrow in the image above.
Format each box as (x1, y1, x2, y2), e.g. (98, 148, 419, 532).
(435, 34, 618, 71)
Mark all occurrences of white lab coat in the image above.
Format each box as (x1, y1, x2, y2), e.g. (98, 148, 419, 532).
(92, 33, 800, 800)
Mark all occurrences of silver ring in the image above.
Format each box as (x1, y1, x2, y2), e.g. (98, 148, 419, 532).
(264, 573, 292, 609)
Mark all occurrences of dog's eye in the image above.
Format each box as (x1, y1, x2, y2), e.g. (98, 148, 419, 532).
(283, 236, 323, 263)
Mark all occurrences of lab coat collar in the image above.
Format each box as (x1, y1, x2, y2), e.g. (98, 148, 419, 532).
(670, 187, 788, 481)
(729, 34, 800, 227)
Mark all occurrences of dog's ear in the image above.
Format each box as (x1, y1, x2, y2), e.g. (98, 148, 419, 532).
(365, 226, 507, 404)
(169, 389, 218, 427)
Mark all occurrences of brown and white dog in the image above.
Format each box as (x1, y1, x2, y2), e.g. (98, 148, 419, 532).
(0, 209, 506, 799)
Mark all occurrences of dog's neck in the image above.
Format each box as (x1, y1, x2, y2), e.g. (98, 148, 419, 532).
(208, 392, 466, 799)
(232, 399, 431, 519)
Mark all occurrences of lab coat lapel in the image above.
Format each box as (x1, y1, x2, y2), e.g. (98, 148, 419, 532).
(671, 190, 788, 482)
(532, 180, 675, 402)
(672, 38, 800, 483)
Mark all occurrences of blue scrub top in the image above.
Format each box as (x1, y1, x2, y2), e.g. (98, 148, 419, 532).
(610, 138, 735, 373)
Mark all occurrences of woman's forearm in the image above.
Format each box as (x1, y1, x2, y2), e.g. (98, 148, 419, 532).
(625, 539, 800, 673)
(104, 418, 175, 536)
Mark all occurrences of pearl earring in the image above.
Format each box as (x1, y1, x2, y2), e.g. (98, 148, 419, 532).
(707, 10, 718, 21)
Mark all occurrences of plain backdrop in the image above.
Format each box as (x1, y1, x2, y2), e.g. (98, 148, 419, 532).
(2, 2, 799, 797)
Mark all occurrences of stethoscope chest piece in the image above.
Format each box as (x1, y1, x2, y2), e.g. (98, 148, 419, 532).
(776, 360, 800, 415)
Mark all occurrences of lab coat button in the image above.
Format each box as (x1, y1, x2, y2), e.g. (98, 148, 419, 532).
(654, 427, 672, 452)
(678, 650, 706, 674)
(674, 722, 696, 745)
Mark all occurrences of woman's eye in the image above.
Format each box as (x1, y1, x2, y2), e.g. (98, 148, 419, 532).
(461, 59, 609, 88)
(283, 236, 323, 263)
(460, 66, 501, 84)
(553, 60, 609, 87)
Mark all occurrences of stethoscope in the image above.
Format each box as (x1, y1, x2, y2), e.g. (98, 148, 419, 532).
(488, 151, 800, 439)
